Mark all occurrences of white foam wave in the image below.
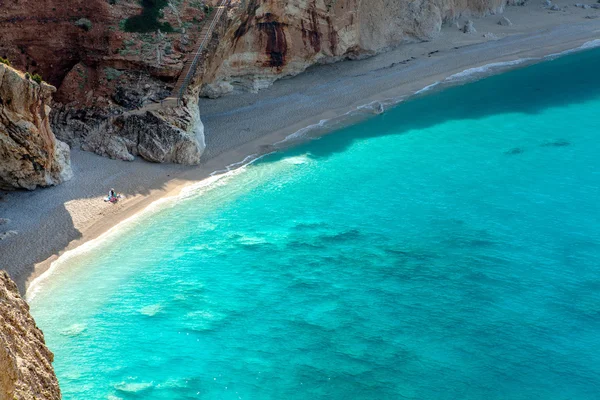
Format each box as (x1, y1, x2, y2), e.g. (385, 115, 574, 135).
(26, 158, 261, 302)
(113, 382, 153, 393)
(415, 81, 440, 95)
(140, 304, 163, 317)
(545, 39, 600, 59)
(275, 119, 329, 145)
(276, 97, 407, 145)
(580, 38, 600, 50)
(356, 101, 385, 114)
(445, 58, 534, 82)
(59, 323, 87, 337)
(283, 155, 311, 165)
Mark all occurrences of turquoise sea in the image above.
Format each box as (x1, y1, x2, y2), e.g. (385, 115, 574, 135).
(30, 48, 600, 399)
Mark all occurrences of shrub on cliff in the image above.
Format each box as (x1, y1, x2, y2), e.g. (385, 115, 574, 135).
(0, 57, 10, 66)
(104, 67, 123, 81)
(75, 18, 93, 31)
(123, 0, 174, 33)
(24, 72, 44, 84)
(32, 74, 43, 84)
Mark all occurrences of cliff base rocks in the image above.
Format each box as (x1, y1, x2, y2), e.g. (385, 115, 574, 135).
(0, 271, 61, 400)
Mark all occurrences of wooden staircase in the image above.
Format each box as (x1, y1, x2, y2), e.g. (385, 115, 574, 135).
(171, 0, 231, 103)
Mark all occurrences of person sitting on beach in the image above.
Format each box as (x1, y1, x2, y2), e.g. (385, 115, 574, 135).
(109, 188, 116, 200)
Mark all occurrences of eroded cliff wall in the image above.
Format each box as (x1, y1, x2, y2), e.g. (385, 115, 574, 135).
(0, 271, 61, 400)
(0, 63, 72, 190)
(0, 0, 508, 165)
(199, 0, 506, 95)
(0, 0, 208, 165)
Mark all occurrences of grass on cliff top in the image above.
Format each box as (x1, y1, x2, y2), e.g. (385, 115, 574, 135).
(123, 0, 174, 33)
(0, 57, 10, 66)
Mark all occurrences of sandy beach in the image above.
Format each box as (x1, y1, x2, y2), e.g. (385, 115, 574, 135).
(1, 0, 600, 293)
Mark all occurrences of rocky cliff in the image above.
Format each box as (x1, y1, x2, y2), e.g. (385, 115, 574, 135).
(0, 63, 72, 190)
(0, 0, 208, 165)
(199, 0, 506, 96)
(0, 0, 508, 164)
(0, 271, 61, 400)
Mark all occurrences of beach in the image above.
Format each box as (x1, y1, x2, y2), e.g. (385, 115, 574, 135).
(2, 0, 600, 293)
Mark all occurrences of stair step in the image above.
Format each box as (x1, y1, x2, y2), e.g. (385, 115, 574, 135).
(171, 0, 231, 99)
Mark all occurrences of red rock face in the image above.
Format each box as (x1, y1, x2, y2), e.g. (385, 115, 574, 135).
(199, 0, 506, 95)
(257, 14, 288, 69)
(0, 0, 113, 87)
(0, 0, 206, 108)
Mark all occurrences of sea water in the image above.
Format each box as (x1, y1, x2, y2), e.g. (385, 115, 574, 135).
(29, 48, 600, 399)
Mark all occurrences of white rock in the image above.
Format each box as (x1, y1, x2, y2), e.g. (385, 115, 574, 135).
(498, 16, 513, 26)
(463, 20, 476, 33)
(0, 231, 17, 240)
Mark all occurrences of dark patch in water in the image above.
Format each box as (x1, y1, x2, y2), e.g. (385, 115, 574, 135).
(319, 229, 361, 243)
(293, 222, 329, 231)
(383, 248, 438, 262)
(468, 239, 496, 247)
(287, 240, 325, 250)
(443, 236, 496, 249)
(541, 139, 570, 147)
(505, 147, 525, 155)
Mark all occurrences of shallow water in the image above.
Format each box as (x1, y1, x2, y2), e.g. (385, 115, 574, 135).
(30, 48, 600, 399)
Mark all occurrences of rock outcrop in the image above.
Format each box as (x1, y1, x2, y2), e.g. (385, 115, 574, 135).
(0, 0, 208, 165)
(81, 96, 205, 164)
(463, 19, 477, 33)
(199, 0, 506, 95)
(0, 0, 510, 164)
(0, 63, 72, 190)
(0, 271, 61, 400)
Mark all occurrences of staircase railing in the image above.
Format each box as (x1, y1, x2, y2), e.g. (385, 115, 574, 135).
(173, 0, 231, 104)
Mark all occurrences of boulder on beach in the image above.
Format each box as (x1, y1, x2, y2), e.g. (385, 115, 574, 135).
(498, 16, 513, 26)
(463, 20, 476, 33)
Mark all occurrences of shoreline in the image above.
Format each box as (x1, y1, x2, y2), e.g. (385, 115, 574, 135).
(0, 5, 599, 295)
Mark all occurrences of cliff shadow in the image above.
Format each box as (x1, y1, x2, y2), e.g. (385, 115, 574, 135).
(273, 47, 600, 161)
(0, 149, 192, 294)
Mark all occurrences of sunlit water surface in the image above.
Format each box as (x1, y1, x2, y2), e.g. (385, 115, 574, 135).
(30, 49, 600, 399)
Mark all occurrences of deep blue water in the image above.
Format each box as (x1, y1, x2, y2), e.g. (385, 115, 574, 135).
(30, 48, 600, 399)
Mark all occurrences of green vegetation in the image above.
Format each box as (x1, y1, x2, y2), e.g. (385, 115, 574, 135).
(0, 57, 10, 66)
(104, 67, 123, 81)
(31, 73, 43, 84)
(123, 0, 174, 33)
(75, 18, 93, 31)
(189, 0, 204, 9)
(23, 71, 44, 84)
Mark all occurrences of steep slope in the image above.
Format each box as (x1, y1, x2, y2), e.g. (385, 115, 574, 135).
(0, 0, 509, 164)
(0, 271, 61, 400)
(0, 63, 72, 190)
(199, 0, 506, 95)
